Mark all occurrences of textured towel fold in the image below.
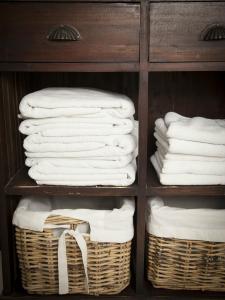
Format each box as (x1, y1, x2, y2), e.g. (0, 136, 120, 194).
(24, 134, 137, 157)
(19, 116, 134, 136)
(147, 198, 225, 242)
(151, 154, 225, 185)
(19, 87, 135, 119)
(155, 151, 225, 176)
(164, 112, 225, 145)
(154, 128, 225, 157)
(28, 160, 137, 186)
(157, 142, 225, 162)
(25, 156, 134, 168)
(151, 113, 225, 185)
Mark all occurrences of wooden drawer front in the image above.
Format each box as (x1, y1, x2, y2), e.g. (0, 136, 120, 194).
(149, 3, 225, 62)
(0, 3, 140, 63)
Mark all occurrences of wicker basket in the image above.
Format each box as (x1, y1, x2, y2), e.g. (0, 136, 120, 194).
(15, 215, 131, 295)
(147, 233, 225, 291)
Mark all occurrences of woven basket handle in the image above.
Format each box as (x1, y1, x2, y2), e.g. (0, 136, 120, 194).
(58, 229, 89, 295)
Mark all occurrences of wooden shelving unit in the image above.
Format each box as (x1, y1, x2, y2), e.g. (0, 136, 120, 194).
(0, 0, 225, 299)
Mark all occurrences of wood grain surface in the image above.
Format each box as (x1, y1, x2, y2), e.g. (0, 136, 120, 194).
(149, 3, 225, 62)
(0, 3, 140, 63)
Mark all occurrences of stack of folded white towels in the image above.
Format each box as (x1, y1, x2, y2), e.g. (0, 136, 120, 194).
(151, 112, 225, 185)
(19, 87, 138, 186)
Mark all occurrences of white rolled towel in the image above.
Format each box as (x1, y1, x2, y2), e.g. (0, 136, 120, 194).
(19, 87, 135, 119)
(28, 160, 137, 186)
(25, 156, 134, 169)
(151, 153, 225, 185)
(24, 133, 137, 158)
(155, 150, 225, 176)
(19, 116, 134, 136)
(164, 112, 225, 145)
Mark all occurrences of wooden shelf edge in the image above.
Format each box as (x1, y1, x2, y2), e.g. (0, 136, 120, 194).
(0, 296, 137, 300)
(143, 281, 225, 299)
(4, 168, 138, 197)
(0, 63, 140, 73)
(0, 286, 137, 300)
(147, 165, 225, 197)
(1, 283, 225, 300)
(148, 62, 225, 72)
(1, 0, 141, 2)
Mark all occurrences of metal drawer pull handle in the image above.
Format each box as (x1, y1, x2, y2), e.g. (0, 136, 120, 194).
(201, 24, 225, 41)
(47, 25, 81, 41)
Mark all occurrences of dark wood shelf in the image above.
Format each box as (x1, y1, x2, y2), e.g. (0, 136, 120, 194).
(0, 285, 137, 300)
(5, 168, 138, 197)
(147, 164, 225, 197)
(0, 63, 139, 73)
(143, 281, 225, 299)
(1, 283, 224, 300)
(148, 62, 225, 72)
(1, 0, 140, 2)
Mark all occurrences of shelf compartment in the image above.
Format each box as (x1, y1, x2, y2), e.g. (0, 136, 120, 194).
(5, 168, 138, 197)
(147, 164, 225, 197)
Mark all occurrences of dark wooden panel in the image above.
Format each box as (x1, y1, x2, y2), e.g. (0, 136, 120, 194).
(144, 281, 225, 299)
(149, 0, 225, 2)
(135, 0, 149, 293)
(0, 73, 30, 295)
(149, 3, 225, 62)
(3, 0, 140, 2)
(149, 62, 225, 72)
(0, 3, 140, 63)
(1, 283, 225, 299)
(0, 62, 139, 73)
(0, 73, 29, 190)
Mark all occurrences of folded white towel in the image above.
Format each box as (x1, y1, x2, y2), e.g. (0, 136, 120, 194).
(154, 130, 225, 157)
(25, 156, 134, 168)
(157, 142, 225, 162)
(151, 154, 225, 185)
(28, 160, 137, 186)
(164, 112, 225, 145)
(19, 116, 134, 136)
(147, 198, 225, 242)
(19, 87, 135, 119)
(155, 151, 225, 176)
(24, 134, 137, 158)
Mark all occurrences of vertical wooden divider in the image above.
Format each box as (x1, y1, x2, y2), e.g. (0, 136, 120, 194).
(135, 0, 149, 293)
(0, 73, 27, 295)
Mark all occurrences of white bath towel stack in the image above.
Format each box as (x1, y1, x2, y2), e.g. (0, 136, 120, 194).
(19, 88, 138, 186)
(150, 112, 225, 185)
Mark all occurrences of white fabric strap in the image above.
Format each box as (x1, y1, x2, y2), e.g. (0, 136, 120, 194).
(58, 229, 89, 295)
